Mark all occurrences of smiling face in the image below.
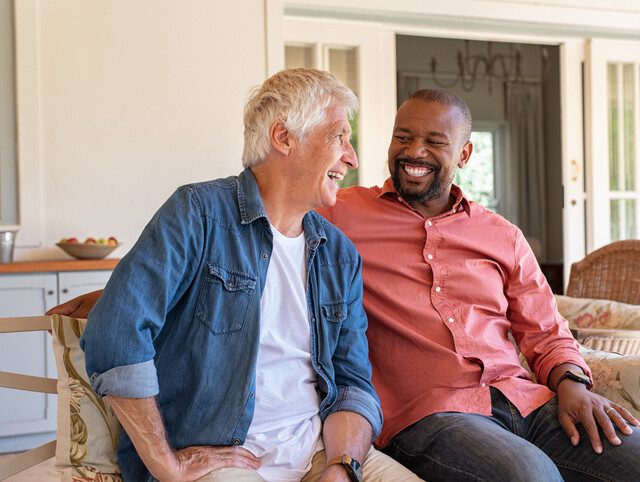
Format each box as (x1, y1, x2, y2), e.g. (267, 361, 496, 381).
(292, 104, 358, 210)
(388, 99, 472, 213)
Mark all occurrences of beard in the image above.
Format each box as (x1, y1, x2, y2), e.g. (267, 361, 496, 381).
(390, 159, 450, 204)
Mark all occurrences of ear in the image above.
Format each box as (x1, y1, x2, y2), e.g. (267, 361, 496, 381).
(269, 120, 292, 156)
(457, 141, 473, 169)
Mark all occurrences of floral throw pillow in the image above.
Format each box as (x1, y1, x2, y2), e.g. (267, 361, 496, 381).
(50, 314, 122, 482)
(580, 346, 640, 420)
(555, 295, 640, 331)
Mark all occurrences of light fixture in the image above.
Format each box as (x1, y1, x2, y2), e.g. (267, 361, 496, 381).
(429, 40, 546, 93)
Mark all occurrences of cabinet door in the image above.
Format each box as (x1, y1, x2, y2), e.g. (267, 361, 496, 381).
(0, 274, 57, 451)
(58, 270, 112, 304)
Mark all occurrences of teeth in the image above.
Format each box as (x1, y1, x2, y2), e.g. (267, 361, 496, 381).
(328, 171, 344, 181)
(404, 165, 431, 178)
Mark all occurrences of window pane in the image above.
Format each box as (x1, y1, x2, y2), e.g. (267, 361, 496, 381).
(328, 47, 358, 95)
(611, 199, 621, 241)
(328, 47, 359, 187)
(625, 199, 636, 239)
(285, 45, 315, 69)
(455, 131, 497, 210)
(623, 64, 636, 191)
(608, 64, 620, 191)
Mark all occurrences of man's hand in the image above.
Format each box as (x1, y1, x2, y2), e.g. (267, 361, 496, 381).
(170, 445, 261, 481)
(45, 289, 103, 318)
(556, 380, 640, 453)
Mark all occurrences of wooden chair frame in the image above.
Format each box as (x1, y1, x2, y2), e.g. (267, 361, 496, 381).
(0, 316, 57, 480)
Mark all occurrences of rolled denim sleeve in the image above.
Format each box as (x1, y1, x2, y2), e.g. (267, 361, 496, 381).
(81, 186, 204, 397)
(322, 254, 383, 439)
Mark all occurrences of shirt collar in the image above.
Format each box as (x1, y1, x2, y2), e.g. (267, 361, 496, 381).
(379, 177, 472, 217)
(237, 168, 327, 246)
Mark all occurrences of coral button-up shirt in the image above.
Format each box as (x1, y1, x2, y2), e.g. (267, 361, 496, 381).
(318, 179, 590, 447)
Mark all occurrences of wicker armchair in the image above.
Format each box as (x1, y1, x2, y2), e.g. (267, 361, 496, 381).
(566, 239, 640, 305)
(563, 240, 640, 356)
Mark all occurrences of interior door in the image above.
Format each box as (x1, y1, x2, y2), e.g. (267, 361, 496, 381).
(283, 17, 397, 188)
(585, 39, 640, 251)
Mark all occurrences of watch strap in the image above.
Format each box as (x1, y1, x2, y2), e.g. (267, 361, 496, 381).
(326, 454, 362, 482)
(556, 369, 592, 391)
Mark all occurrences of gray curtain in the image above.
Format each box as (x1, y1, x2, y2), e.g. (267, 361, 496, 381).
(505, 81, 547, 259)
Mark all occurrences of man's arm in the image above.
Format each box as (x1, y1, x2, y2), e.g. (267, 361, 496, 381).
(320, 411, 371, 481)
(46, 289, 103, 318)
(548, 363, 639, 454)
(107, 396, 260, 481)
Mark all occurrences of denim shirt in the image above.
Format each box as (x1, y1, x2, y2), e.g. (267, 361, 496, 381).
(81, 169, 382, 481)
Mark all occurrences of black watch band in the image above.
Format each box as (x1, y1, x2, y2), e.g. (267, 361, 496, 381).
(556, 369, 592, 391)
(327, 454, 363, 482)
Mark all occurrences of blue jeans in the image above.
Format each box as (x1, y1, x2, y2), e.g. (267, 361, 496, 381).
(383, 388, 640, 481)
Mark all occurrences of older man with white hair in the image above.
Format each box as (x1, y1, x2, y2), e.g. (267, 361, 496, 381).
(75, 69, 418, 482)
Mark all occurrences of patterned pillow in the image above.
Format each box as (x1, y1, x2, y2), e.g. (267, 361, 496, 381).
(580, 346, 640, 419)
(50, 314, 122, 481)
(556, 295, 640, 330)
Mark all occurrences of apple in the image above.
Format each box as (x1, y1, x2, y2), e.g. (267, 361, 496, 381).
(97, 238, 108, 245)
(84, 237, 97, 245)
(107, 236, 118, 246)
(63, 237, 79, 244)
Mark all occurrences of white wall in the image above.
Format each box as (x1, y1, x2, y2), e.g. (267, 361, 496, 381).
(14, 0, 266, 261)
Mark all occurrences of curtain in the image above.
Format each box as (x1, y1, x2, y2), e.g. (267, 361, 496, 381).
(505, 81, 547, 260)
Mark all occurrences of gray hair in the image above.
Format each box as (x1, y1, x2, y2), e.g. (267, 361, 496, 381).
(407, 89, 472, 143)
(242, 68, 359, 168)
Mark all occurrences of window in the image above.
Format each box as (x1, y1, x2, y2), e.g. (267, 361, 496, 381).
(285, 43, 360, 187)
(454, 122, 506, 214)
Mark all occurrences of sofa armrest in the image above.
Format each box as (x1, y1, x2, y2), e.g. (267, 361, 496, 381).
(573, 328, 640, 356)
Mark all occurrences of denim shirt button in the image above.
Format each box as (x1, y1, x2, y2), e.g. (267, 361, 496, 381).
(90, 373, 97, 382)
(261, 253, 268, 260)
(311, 317, 316, 323)
(249, 392, 255, 398)
(232, 438, 241, 445)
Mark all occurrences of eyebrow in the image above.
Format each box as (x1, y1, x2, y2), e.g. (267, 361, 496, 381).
(393, 127, 449, 139)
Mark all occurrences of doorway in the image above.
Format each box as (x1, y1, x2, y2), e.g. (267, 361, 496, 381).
(396, 35, 565, 292)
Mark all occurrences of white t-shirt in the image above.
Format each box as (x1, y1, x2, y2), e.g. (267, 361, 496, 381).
(243, 224, 323, 482)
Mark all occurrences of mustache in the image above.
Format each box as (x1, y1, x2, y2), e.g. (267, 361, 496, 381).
(393, 158, 440, 171)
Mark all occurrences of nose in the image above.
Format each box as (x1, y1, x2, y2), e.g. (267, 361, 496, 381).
(343, 141, 358, 169)
(405, 139, 427, 160)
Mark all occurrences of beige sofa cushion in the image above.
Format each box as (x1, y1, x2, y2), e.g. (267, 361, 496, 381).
(556, 294, 640, 330)
(50, 314, 122, 481)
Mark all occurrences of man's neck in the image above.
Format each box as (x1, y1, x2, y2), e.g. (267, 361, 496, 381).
(251, 166, 306, 237)
(410, 192, 455, 219)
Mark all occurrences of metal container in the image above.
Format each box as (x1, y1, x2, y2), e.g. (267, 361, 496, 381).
(0, 225, 19, 263)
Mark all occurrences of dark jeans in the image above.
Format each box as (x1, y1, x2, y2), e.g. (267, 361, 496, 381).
(383, 388, 640, 481)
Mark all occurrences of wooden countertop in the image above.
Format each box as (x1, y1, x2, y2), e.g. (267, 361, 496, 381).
(0, 258, 120, 274)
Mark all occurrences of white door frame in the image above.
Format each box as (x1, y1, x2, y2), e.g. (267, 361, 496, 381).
(266, 1, 589, 286)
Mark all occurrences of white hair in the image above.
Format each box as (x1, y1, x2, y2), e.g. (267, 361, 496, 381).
(242, 68, 359, 168)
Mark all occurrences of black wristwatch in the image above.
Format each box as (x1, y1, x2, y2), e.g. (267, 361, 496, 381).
(327, 454, 363, 482)
(556, 369, 593, 391)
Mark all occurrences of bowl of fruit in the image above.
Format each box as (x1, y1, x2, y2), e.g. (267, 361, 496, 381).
(56, 237, 120, 260)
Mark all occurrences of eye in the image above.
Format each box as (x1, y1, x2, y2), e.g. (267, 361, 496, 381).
(393, 135, 412, 142)
(427, 139, 446, 146)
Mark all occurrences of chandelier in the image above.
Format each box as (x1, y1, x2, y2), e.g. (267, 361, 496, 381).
(429, 40, 543, 93)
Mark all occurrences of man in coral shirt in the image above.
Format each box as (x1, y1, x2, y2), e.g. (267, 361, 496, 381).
(52, 87, 640, 481)
(317, 89, 640, 481)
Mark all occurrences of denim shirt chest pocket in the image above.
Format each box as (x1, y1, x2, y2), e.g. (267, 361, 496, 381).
(195, 264, 257, 334)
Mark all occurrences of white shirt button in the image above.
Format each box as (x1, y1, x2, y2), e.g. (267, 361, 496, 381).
(427, 221, 433, 226)
(435, 286, 441, 293)
(448, 317, 454, 323)
(481, 383, 486, 388)
(428, 254, 433, 260)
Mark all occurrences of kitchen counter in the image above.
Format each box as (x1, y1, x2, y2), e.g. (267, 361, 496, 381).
(0, 258, 120, 274)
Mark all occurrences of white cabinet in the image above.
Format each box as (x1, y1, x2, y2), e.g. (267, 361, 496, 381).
(0, 269, 112, 453)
